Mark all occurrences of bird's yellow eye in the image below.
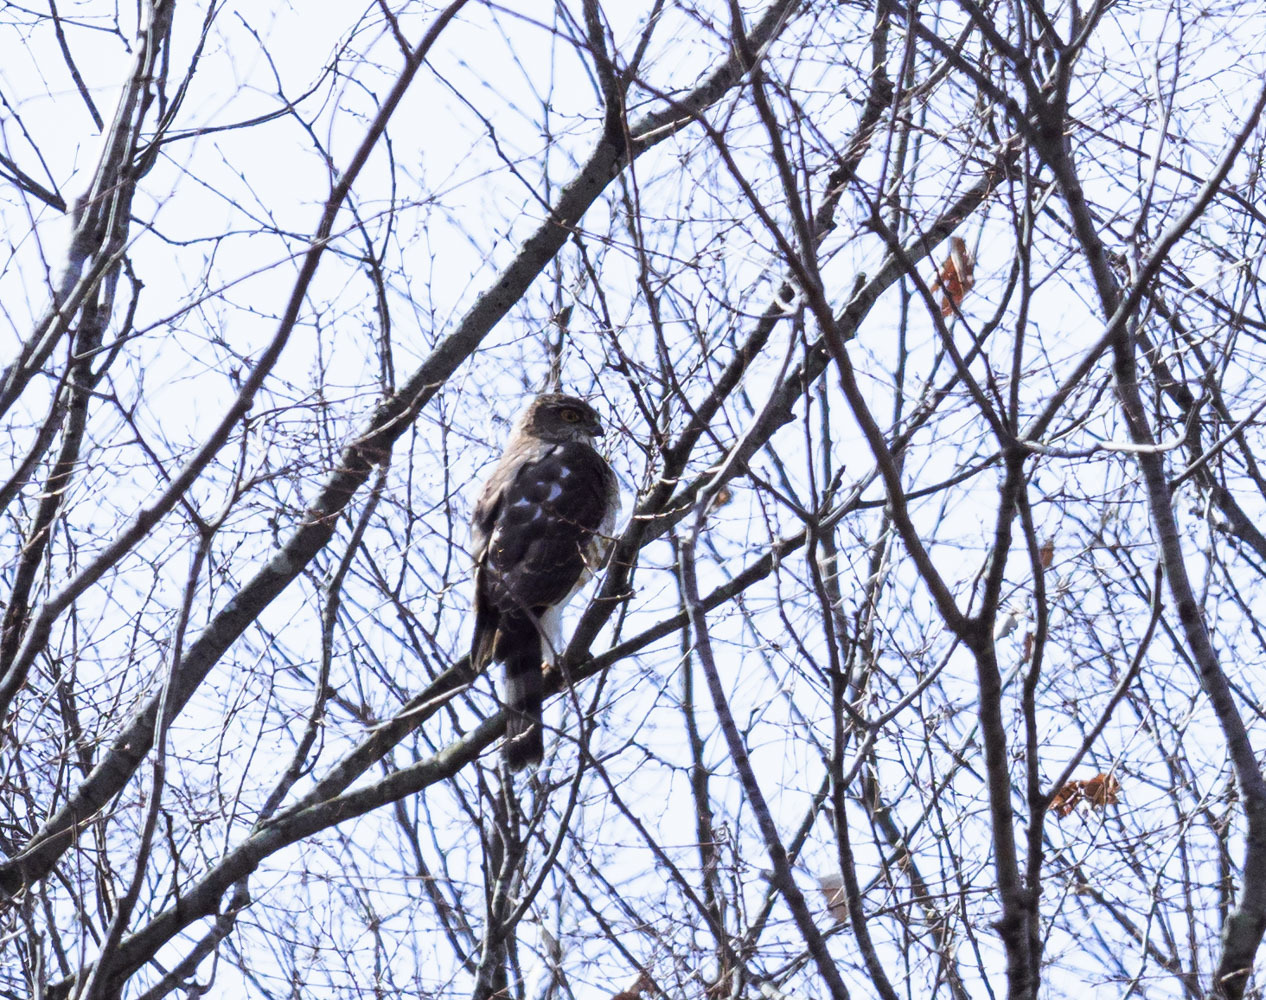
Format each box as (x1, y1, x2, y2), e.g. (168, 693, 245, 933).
(560, 409, 582, 423)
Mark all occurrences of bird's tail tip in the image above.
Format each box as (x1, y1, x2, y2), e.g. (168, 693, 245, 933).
(502, 633, 545, 770)
(503, 720, 544, 771)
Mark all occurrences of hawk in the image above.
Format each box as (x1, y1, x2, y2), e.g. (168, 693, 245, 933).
(470, 393, 619, 770)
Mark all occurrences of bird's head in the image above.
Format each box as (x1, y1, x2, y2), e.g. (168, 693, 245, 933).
(518, 393, 606, 444)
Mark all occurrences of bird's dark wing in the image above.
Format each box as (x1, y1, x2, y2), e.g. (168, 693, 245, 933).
(480, 441, 614, 616)
(470, 437, 617, 771)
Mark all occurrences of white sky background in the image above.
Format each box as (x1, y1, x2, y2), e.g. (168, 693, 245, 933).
(2, 0, 1266, 997)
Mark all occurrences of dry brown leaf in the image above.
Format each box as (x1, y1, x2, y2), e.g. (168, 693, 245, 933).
(818, 873, 849, 924)
(612, 972, 653, 1000)
(1039, 538, 1055, 569)
(1052, 773, 1122, 818)
(931, 236, 975, 317)
(1083, 773, 1121, 809)
(708, 485, 734, 511)
(1052, 780, 1080, 818)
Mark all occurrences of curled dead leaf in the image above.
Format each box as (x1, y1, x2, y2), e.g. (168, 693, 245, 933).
(1039, 538, 1055, 569)
(930, 236, 975, 317)
(1083, 773, 1121, 809)
(1052, 773, 1122, 818)
(818, 873, 849, 924)
(612, 971, 653, 1000)
(708, 485, 733, 512)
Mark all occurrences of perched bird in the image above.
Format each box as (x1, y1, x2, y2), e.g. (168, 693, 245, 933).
(470, 393, 619, 770)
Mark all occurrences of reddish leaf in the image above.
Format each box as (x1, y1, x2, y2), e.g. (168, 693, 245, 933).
(1039, 538, 1055, 569)
(818, 873, 849, 924)
(1083, 773, 1121, 809)
(931, 236, 975, 317)
(612, 972, 653, 1000)
(1052, 780, 1081, 817)
(1052, 773, 1122, 819)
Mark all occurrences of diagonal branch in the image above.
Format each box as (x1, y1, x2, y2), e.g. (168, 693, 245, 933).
(0, 0, 805, 900)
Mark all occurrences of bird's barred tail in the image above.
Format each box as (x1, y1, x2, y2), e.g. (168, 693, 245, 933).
(500, 626, 544, 771)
